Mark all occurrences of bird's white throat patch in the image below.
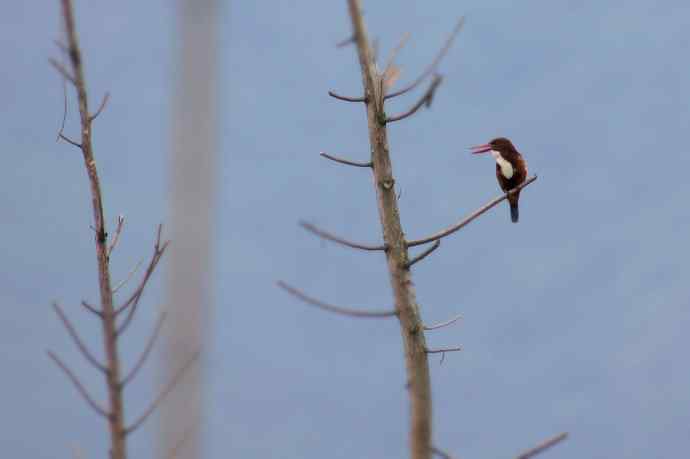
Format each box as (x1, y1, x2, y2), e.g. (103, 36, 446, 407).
(491, 150, 514, 179)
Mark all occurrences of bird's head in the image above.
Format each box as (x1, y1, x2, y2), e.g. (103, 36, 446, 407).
(470, 137, 516, 155)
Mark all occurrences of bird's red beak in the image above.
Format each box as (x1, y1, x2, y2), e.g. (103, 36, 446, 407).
(469, 143, 492, 154)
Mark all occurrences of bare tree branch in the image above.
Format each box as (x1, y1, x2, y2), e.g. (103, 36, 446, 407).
(107, 215, 125, 258)
(49, 57, 77, 86)
(47, 350, 109, 418)
(386, 74, 443, 123)
(407, 176, 537, 247)
(385, 16, 464, 100)
(424, 313, 462, 331)
(58, 132, 83, 148)
(113, 257, 145, 294)
(277, 281, 397, 318)
(52, 302, 107, 373)
(300, 221, 386, 251)
(328, 90, 366, 103)
(89, 92, 110, 122)
(81, 300, 102, 317)
(320, 151, 372, 168)
(406, 240, 441, 269)
(336, 35, 355, 48)
(121, 312, 167, 387)
(431, 446, 456, 459)
(125, 351, 200, 435)
(383, 31, 411, 76)
(426, 346, 462, 354)
(515, 432, 568, 459)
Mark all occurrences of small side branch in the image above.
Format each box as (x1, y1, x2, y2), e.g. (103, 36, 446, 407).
(120, 312, 167, 387)
(406, 240, 440, 269)
(424, 313, 462, 331)
(336, 35, 355, 48)
(320, 152, 372, 168)
(386, 74, 443, 123)
(124, 350, 200, 435)
(277, 281, 397, 318)
(515, 432, 569, 459)
(49, 57, 77, 86)
(52, 302, 107, 373)
(385, 16, 465, 100)
(431, 446, 456, 459)
(107, 215, 125, 258)
(81, 300, 102, 317)
(328, 90, 367, 103)
(89, 92, 110, 122)
(300, 221, 386, 251)
(426, 346, 462, 354)
(407, 176, 537, 247)
(47, 350, 109, 418)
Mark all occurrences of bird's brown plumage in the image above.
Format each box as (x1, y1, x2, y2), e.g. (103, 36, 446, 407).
(489, 138, 528, 222)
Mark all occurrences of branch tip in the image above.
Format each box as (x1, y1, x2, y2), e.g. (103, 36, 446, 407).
(515, 432, 569, 459)
(320, 152, 372, 168)
(328, 90, 367, 103)
(424, 313, 462, 331)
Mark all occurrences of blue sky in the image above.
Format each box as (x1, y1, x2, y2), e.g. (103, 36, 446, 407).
(2, 1, 689, 458)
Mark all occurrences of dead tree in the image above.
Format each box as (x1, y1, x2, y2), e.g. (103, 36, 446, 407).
(48, 1, 196, 458)
(279, 1, 562, 459)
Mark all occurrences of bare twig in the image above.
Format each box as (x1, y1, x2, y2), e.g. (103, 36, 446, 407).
(81, 300, 102, 317)
(56, 79, 69, 142)
(115, 225, 169, 335)
(277, 281, 397, 318)
(113, 257, 145, 294)
(328, 90, 366, 103)
(336, 35, 355, 48)
(125, 351, 200, 435)
(426, 346, 462, 354)
(320, 151, 372, 168)
(431, 446, 456, 459)
(107, 215, 125, 258)
(424, 313, 462, 331)
(121, 312, 167, 387)
(49, 57, 77, 86)
(515, 432, 568, 459)
(300, 221, 386, 251)
(89, 92, 110, 122)
(47, 350, 109, 418)
(386, 74, 443, 123)
(385, 16, 464, 100)
(407, 176, 537, 247)
(58, 133, 82, 148)
(406, 240, 441, 269)
(52, 302, 107, 373)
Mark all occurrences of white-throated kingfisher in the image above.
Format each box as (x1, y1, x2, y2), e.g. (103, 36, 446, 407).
(470, 137, 528, 223)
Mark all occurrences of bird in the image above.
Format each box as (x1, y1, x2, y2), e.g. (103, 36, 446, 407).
(470, 137, 528, 223)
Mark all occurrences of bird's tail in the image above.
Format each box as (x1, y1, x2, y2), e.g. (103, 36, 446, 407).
(510, 202, 519, 223)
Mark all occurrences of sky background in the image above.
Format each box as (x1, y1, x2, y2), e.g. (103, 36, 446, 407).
(2, 1, 690, 458)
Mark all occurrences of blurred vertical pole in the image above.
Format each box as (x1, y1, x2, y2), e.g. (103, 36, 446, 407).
(158, 0, 218, 457)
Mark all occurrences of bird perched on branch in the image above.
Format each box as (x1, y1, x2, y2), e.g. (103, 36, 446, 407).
(470, 137, 528, 223)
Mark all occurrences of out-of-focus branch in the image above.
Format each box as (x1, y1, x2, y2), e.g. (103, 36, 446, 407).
(431, 446, 456, 459)
(515, 432, 568, 459)
(407, 176, 537, 247)
(47, 350, 109, 418)
(121, 312, 167, 387)
(320, 151, 372, 168)
(278, 281, 397, 318)
(386, 74, 443, 123)
(52, 302, 107, 373)
(385, 17, 464, 100)
(300, 221, 386, 251)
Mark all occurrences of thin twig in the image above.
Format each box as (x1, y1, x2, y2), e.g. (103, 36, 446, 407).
(81, 300, 102, 317)
(424, 313, 462, 331)
(383, 31, 411, 76)
(385, 16, 465, 100)
(407, 176, 538, 247)
(406, 240, 440, 269)
(56, 79, 69, 142)
(49, 57, 77, 86)
(386, 74, 443, 123)
(277, 281, 397, 318)
(52, 302, 107, 373)
(107, 215, 125, 258)
(426, 346, 462, 354)
(47, 350, 109, 418)
(300, 221, 386, 251)
(336, 35, 355, 48)
(125, 351, 200, 435)
(59, 133, 82, 148)
(328, 90, 366, 103)
(89, 92, 110, 122)
(515, 432, 569, 459)
(121, 312, 167, 387)
(431, 446, 456, 459)
(320, 152, 372, 168)
(113, 257, 145, 294)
